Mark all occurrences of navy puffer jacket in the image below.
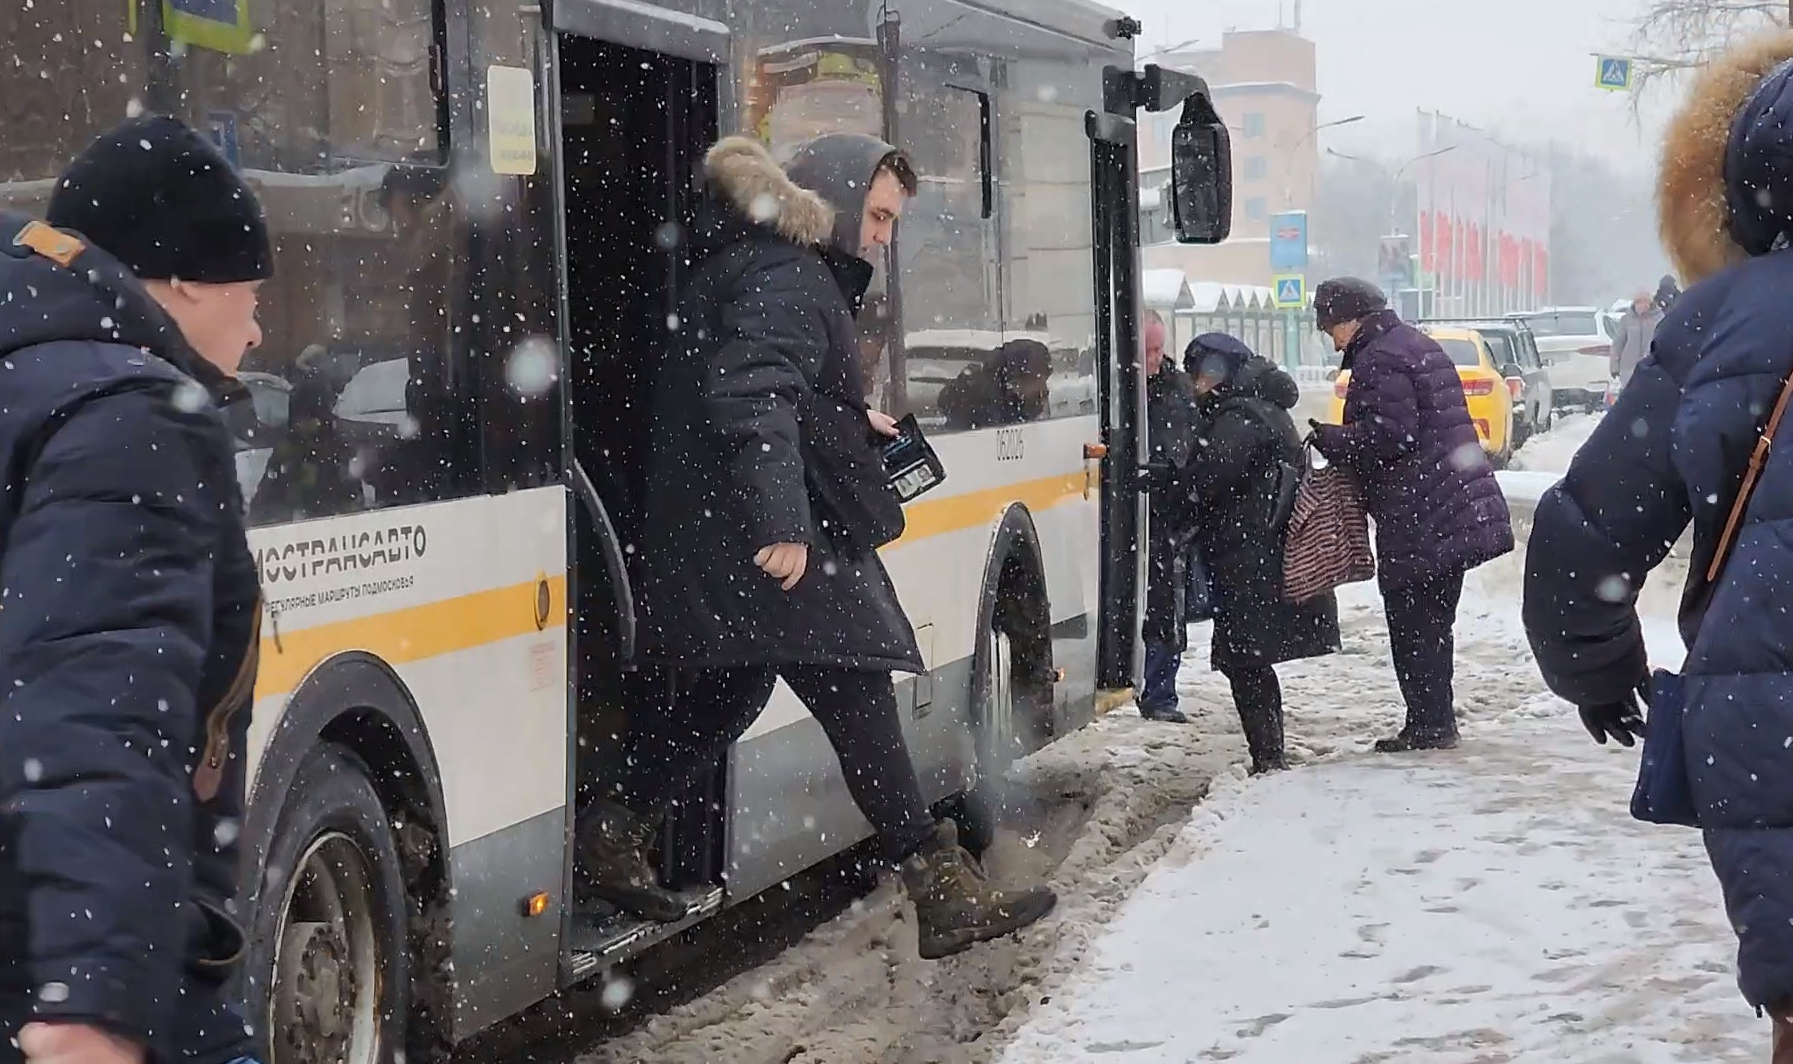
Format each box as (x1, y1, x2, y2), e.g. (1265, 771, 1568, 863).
(0, 215, 260, 1063)
(1524, 31, 1793, 1012)
(1312, 310, 1513, 589)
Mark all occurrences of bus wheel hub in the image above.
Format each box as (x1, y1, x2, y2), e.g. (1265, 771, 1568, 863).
(277, 920, 354, 1064)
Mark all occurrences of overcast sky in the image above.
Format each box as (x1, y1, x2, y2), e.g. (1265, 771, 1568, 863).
(1129, 0, 1677, 172)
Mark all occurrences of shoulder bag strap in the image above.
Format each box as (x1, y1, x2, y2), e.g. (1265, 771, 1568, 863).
(1709, 370, 1793, 582)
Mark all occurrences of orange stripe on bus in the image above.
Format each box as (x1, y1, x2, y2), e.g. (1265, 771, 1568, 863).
(252, 471, 1090, 700)
(891, 471, 1087, 546)
(256, 578, 568, 698)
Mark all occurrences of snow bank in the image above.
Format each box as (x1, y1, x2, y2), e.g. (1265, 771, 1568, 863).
(1497, 412, 1598, 520)
(1495, 469, 1560, 509)
(1510, 412, 1599, 474)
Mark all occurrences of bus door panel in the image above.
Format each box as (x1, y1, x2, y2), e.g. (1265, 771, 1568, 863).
(553, 25, 727, 951)
(1086, 111, 1146, 693)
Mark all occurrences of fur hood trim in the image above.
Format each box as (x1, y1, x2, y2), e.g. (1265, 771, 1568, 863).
(1659, 31, 1793, 283)
(703, 136, 834, 246)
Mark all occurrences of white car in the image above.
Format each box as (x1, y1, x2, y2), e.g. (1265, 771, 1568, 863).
(1508, 306, 1611, 411)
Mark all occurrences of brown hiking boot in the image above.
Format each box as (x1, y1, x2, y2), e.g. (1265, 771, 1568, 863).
(900, 820, 1057, 960)
(574, 800, 689, 922)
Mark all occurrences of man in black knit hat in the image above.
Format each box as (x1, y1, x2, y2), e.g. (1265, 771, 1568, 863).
(0, 115, 268, 1064)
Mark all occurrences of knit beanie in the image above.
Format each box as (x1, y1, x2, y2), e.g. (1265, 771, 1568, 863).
(47, 115, 273, 284)
(1312, 277, 1388, 332)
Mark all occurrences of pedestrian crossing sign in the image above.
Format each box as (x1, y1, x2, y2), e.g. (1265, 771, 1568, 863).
(1595, 56, 1633, 91)
(1272, 274, 1306, 309)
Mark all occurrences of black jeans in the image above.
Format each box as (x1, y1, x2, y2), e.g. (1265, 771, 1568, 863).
(1223, 663, 1284, 769)
(1382, 571, 1465, 738)
(620, 665, 937, 864)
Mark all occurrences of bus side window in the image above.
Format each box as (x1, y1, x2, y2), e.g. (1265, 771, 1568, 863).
(0, 1, 144, 184)
(190, 0, 465, 526)
(897, 75, 998, 433)
(997, 60, 1099, 424)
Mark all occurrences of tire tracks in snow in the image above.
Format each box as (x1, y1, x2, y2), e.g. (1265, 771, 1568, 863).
(474, 715, 1233, 1064)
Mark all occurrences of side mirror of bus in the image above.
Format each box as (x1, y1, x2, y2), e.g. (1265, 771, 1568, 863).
(1169, 106, 1232, 245)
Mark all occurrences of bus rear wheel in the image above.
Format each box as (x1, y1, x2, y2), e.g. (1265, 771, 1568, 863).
(253, 745, 410, 1064)
(956, 624, 1019, 856)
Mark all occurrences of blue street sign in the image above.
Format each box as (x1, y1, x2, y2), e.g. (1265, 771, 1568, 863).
(1596, 56, 1633, 92)
(1269, 211, 1308, 271)
(1272, 274, 1306, 309)
(205, 111, 240, 169)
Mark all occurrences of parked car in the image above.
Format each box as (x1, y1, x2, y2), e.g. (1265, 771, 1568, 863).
(1327, 325, 1519, 467)
(1417, 318, 1553, 445)
(1508, 307, 1609, 411)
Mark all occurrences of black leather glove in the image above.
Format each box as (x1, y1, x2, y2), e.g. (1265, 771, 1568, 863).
(1578, 680, 1649, 747)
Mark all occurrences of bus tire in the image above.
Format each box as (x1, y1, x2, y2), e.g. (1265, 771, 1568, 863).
(956, 623, 1019, 857)
(249, 743, 410, 1064)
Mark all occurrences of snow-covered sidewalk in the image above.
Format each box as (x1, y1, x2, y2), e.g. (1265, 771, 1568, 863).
(997, 468, 1768, 1062)
(998, 715, 1759, 1063)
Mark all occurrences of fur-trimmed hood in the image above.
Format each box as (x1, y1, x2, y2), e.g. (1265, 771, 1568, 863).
(702, 135, 834, 247)
(1659, 31, 1793, 283)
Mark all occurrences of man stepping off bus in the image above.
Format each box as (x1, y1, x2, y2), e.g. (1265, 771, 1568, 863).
(577, 131, 1057, 960)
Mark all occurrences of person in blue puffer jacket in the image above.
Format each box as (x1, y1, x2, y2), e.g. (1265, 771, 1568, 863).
(1523, 31, 1793, 1055)
(0, 117, 267, 1064)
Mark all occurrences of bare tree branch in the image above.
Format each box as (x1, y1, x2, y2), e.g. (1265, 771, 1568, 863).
(1628, 0, 1786, 96)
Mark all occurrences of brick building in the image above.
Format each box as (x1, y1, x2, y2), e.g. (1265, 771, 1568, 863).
(1140, 27, 1321, 288)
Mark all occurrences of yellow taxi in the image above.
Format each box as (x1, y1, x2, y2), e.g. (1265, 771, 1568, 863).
(1325, 325, 1518, 466)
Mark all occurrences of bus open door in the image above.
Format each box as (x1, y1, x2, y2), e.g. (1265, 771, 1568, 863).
(1090, 59, 1233, 695)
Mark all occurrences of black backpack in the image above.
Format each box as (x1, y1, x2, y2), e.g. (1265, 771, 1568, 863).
(1217, 394, 1302, 534)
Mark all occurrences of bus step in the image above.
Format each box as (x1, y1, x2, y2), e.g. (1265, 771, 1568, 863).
(566, 886, 725, 980)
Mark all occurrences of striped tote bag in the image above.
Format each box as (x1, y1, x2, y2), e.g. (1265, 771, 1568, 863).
(1282, 445, 1375, 603)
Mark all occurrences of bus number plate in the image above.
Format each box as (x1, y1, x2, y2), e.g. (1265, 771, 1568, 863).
(995, 428, 1025, 462)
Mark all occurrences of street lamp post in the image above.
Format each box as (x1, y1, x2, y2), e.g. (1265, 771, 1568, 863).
(1281, 114, 1364, 207)
(1323, 144, 1455, 233)
(1136, 38, 1202, 65)
(1387, 145, 1456, 235)
(1326, 144, 1457, 312)
(1395, 146, 1456, 313)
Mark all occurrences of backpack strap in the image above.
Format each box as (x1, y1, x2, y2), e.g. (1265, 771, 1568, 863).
(1709, 370, 1793, 582)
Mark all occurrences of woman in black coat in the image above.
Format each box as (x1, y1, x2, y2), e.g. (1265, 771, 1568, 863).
(1183, 333, 1342, 772)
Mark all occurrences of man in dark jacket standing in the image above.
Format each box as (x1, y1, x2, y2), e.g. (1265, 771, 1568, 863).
(1138, 310, 1200, 723)
(0, 117, 266, 1064)
(578, 133, 1055, 960)
(1653, 273, 1680, 312)
(1524, 32, 1793, 1056)
(1310, 278, 1513, 752)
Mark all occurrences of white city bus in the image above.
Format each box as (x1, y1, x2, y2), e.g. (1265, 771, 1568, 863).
(1, 0, 1228, 1059)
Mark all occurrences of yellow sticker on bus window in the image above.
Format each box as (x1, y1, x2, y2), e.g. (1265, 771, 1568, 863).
(487, 65, 538, 177)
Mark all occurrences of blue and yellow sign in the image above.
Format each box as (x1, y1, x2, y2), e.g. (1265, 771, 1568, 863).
(1272, 274, 1306, 310)
(1595, 56, 1633, 92)
(128, 0, 258, 56)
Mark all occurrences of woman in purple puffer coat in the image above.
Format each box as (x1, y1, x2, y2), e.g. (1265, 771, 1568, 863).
(1309, 278, 1514, 752)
